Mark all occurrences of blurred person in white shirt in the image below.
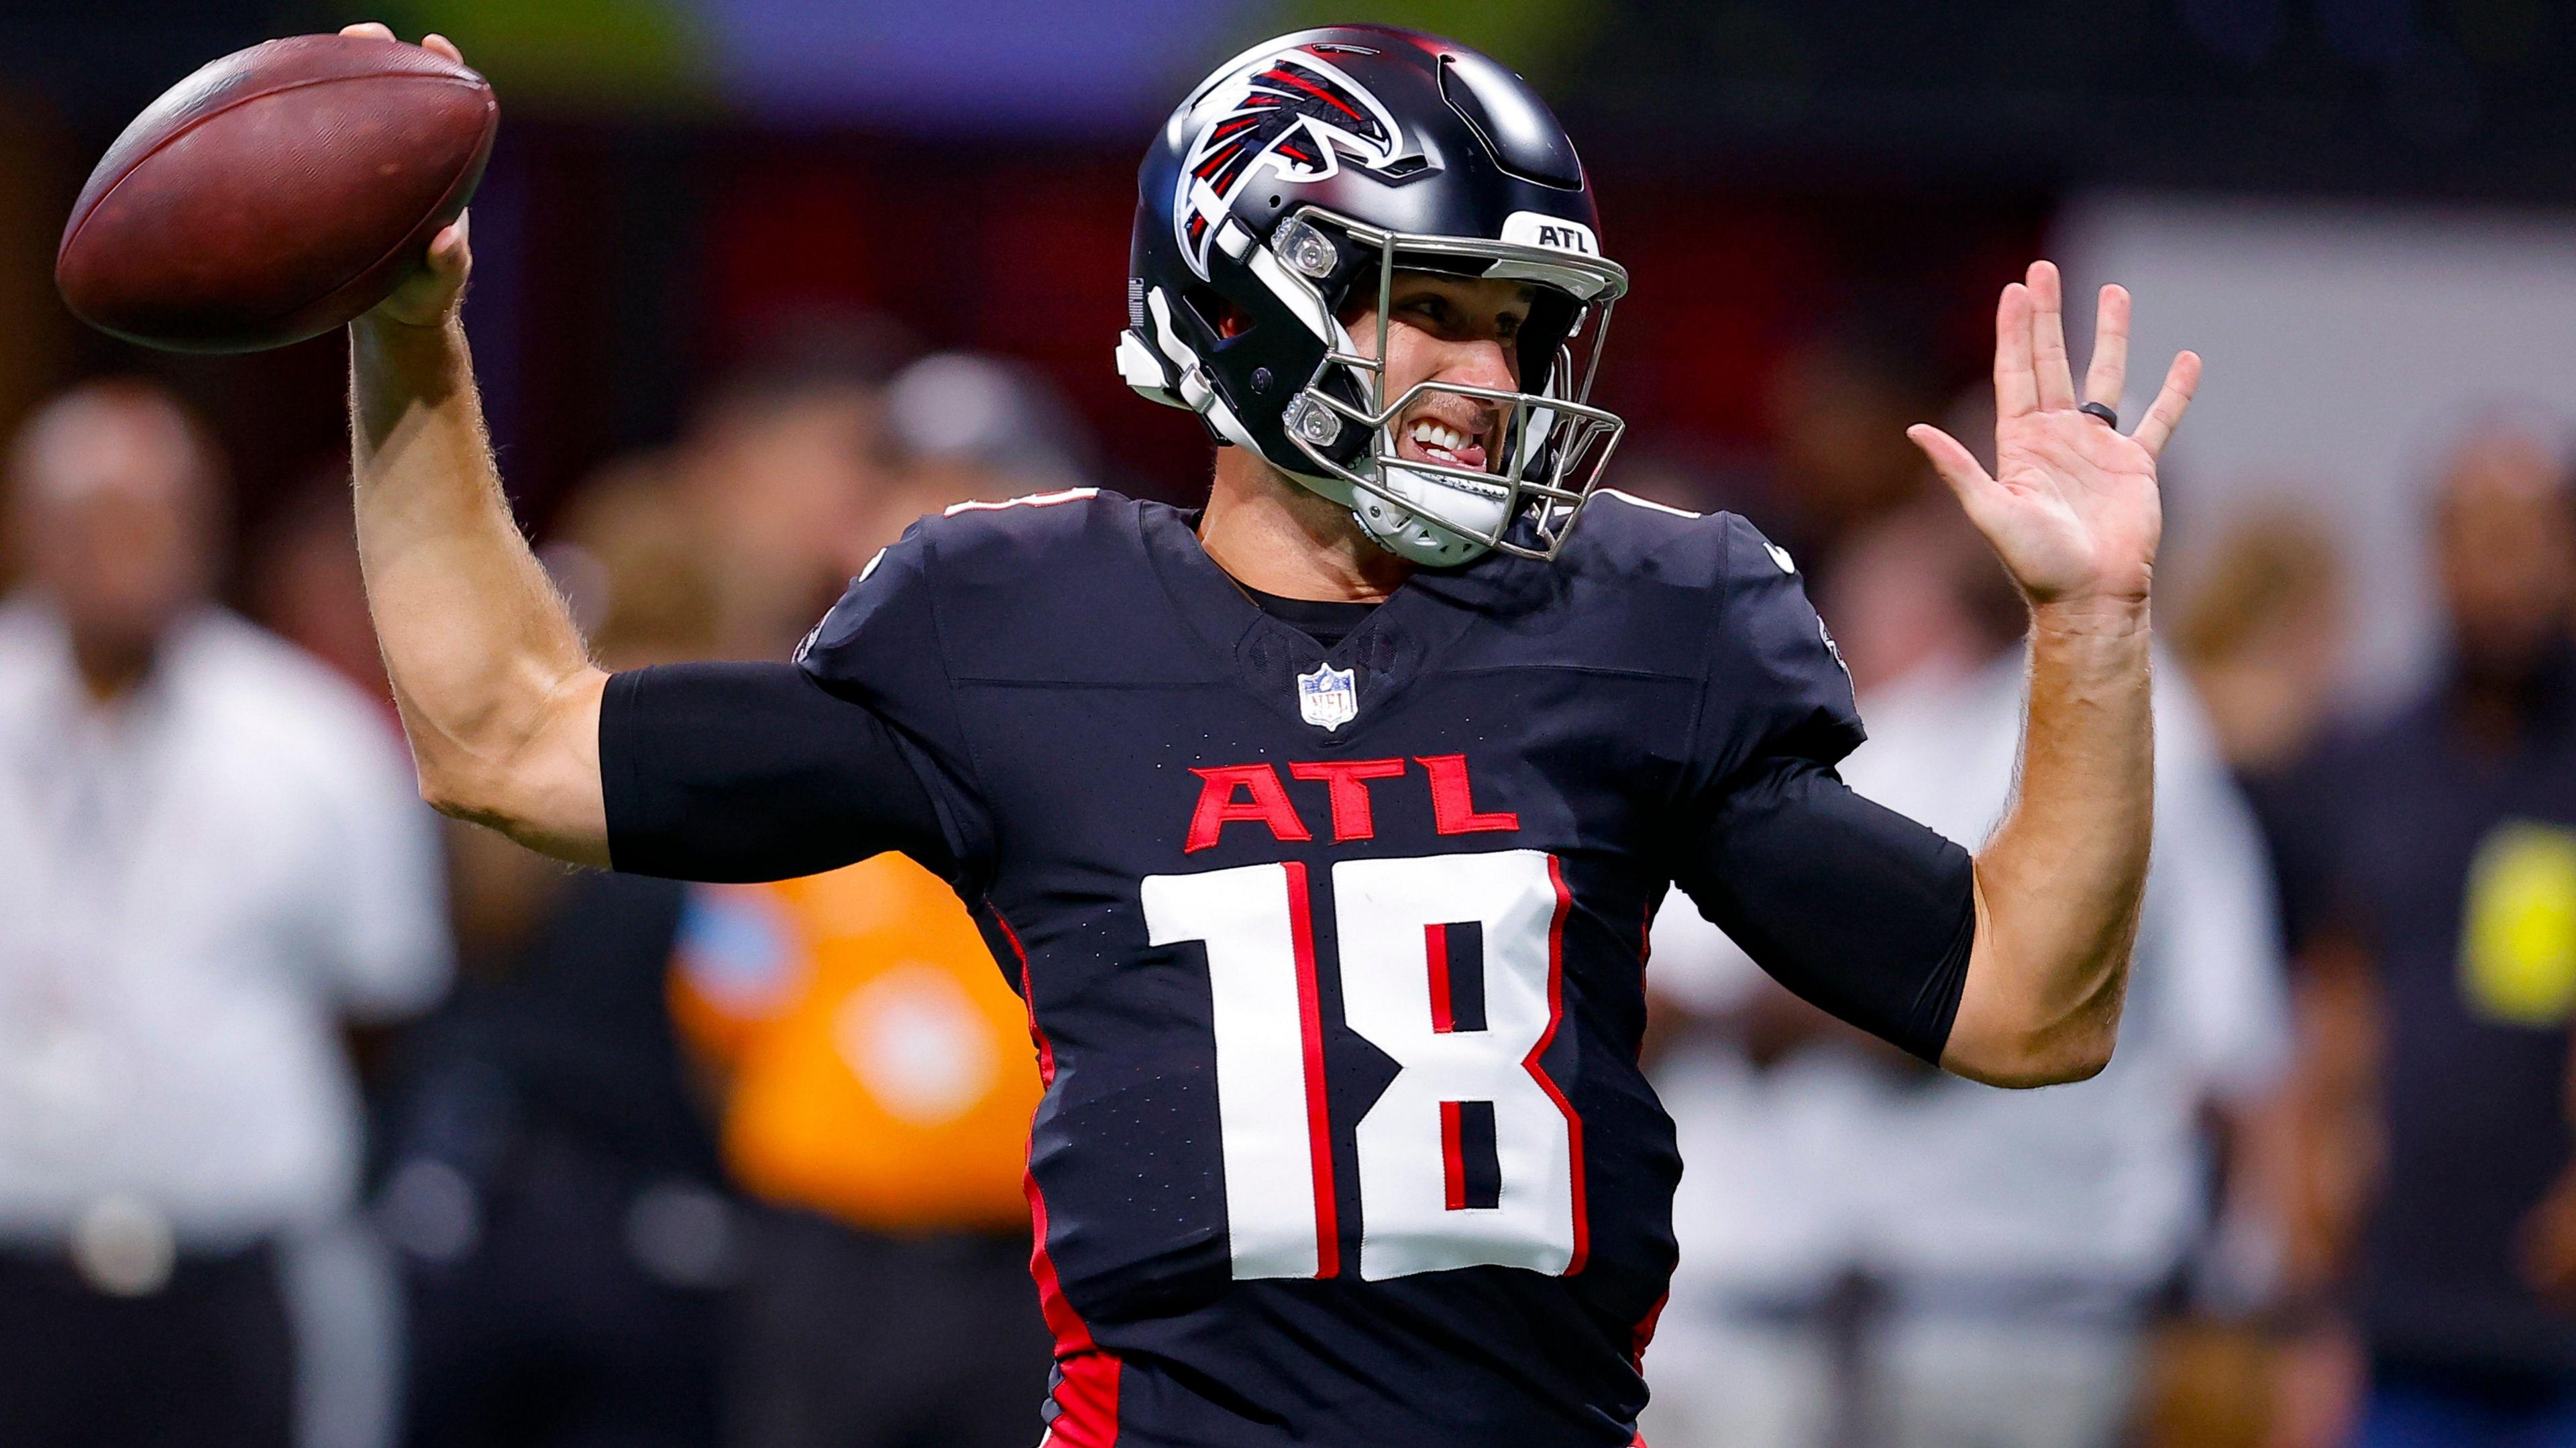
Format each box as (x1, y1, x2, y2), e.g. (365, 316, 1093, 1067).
(1642, 496, 2292, 1448)
(0, 380, 449, 1448)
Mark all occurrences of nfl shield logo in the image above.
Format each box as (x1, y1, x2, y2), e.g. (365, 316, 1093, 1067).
(1296, 663, 1358, 732)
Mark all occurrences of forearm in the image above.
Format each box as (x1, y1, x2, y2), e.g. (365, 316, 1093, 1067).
(1945, 599, 2153, 1084)
(349, 313, 607, 860)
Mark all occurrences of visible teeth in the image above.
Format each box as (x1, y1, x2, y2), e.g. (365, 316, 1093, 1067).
(1407, 421, 1468, 453)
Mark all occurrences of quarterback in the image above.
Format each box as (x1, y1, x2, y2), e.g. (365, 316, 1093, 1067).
(341, 21, 2197, 1447)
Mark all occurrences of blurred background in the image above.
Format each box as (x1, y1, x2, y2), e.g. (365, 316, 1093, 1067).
(5, 1, 2576, 1447)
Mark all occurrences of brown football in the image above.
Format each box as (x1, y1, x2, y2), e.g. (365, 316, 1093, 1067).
(56, 34, 497, 353)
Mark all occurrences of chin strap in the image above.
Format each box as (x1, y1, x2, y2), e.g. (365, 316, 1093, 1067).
(1290, 462, 1495, 567)
(1350, 492, 1489, 567)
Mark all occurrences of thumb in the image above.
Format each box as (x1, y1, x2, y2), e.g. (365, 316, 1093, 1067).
(1907, 424, 2002, 512)
(429, 211, 471, 272)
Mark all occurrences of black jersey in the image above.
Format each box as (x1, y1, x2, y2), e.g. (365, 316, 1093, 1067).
(602, 488, 1974, 1448)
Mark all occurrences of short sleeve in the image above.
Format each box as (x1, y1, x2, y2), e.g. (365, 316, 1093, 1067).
(1686, 516, 1866, 786)
(795, 525, 997, 887)
(1672, 759, 1975, 1062)
(600, 663, 962, 885)
(1663, 515, 1975, 1064)
(602, 522, 996, 887)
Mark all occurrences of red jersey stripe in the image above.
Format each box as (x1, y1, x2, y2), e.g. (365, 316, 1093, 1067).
(1425, 921, 1456, 1033)
(1525, 857, 1590, 1274)
(1281, 862, 1341, 1278)
(996, 908, 1121, 1445)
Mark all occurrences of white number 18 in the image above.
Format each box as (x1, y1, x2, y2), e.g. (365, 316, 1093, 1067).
(1141, 848, 1587, 1284)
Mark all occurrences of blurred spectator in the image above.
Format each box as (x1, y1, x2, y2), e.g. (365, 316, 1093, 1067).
(379, 463, 737, 1448)
(672, 859, 1049, 1448)
(2268, 419, 2576, 1448)
(676, 319, 915, 660)
(1808, 496, 2026, 699)
(546, 455, 723, 667)
(2166, 508, 2368, 1448)
(1641, 498, 2292, 1448)
(2171, 508, 2354, 1020)
(0, 380, 449, 1447)
(1704, 298, 1953, 572)
(239, 469, 431, 1448)
(883, 351, 1095, 506)
(2172, 509, 2349, 782)
(668, 349, 1079, 1448)
(248, 468, 398, 713)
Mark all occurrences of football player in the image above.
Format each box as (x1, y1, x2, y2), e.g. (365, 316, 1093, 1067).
(340, 21, 2197, 1447)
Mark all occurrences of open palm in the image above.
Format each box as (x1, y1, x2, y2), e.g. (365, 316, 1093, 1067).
(1910, 262, 2200, 611)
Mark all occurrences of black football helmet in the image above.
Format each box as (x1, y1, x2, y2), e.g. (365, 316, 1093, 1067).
(1120, 25, 1628, 565)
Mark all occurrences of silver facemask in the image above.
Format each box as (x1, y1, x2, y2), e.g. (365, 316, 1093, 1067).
(1269, 208, 1629, 567)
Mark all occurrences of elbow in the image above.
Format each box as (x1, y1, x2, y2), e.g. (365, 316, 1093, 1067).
(1943, 897, 2135, 1087)
(1954, 1020, 2117, 1089)
(415, 759, 510, 829)
(2051, 1028, 2118, 1084)
(402, 665, 605, 837)
(410, 724, 541, 834)
(1943, 965, 2127, 1089)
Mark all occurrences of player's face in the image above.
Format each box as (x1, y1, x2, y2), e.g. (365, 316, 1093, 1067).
(1342, 272, 1533, 478)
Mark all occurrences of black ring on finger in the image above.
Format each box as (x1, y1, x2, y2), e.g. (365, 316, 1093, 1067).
(2078, 400, 2119, 427)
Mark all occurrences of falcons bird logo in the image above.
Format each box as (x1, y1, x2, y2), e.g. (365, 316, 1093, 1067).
(1175, 46, 1407, 278)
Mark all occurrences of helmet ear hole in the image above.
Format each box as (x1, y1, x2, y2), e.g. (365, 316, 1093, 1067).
(1184, 286, 1248, 341)
(1515, 291, 1580, 386)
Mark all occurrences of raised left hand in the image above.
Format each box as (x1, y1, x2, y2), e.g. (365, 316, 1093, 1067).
(1909, 261, 2200, 615)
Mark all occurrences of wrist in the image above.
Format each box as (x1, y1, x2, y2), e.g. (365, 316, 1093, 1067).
(2030, 594, 2151, 640)
(350, 312, 471, 434)
(352, 310, 462, 351)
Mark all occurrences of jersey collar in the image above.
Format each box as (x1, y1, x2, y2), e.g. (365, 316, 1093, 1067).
(1137, 502, 1503, 746)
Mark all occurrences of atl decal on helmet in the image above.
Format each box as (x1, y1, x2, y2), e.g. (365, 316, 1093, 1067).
(1175, 46, 1407, 280)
